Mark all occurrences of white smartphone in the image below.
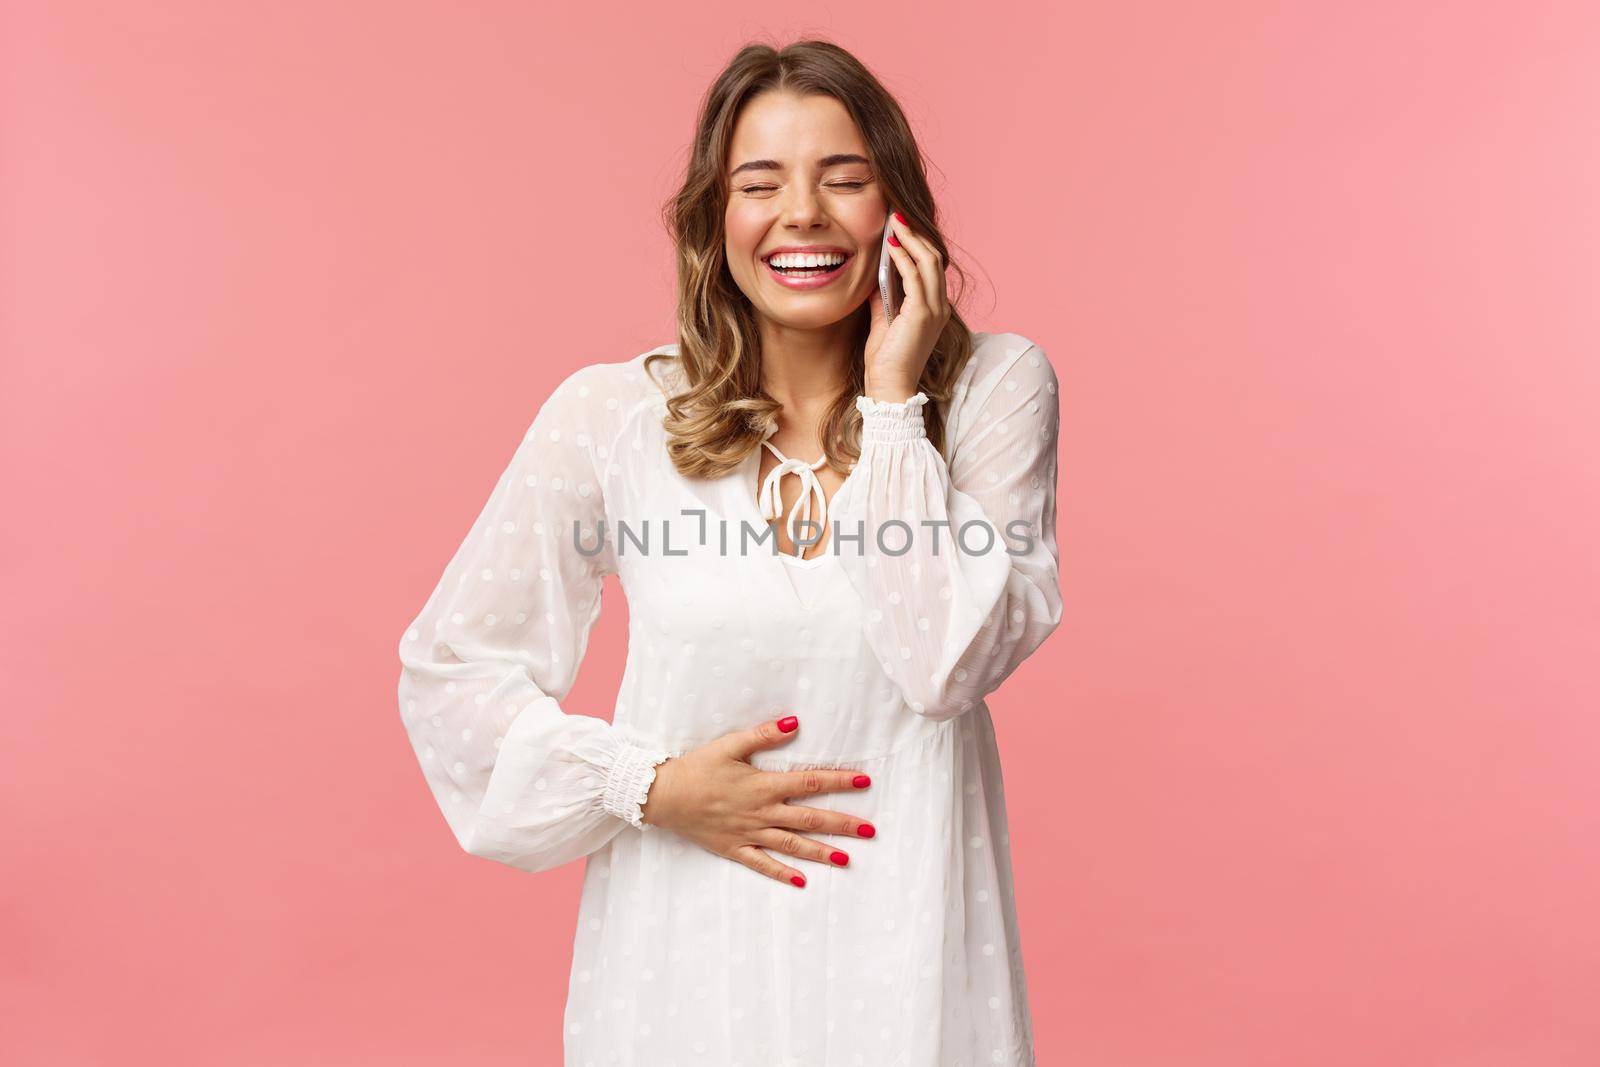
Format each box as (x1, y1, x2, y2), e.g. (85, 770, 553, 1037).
(877, 213, 903, 323)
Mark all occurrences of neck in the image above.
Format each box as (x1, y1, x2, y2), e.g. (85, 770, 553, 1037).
(756, 317, 856, 413)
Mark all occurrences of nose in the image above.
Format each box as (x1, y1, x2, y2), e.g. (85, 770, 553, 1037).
(778, 185, 828, 230)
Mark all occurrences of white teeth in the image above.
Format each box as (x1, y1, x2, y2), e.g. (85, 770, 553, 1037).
(768, 251, 847, 269)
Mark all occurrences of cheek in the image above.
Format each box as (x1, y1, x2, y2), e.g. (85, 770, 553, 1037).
(850, 217, 886, 253)
(723, 207, 766, 255)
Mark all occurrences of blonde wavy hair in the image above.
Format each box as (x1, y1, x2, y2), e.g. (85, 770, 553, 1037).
(644, 38, 980, 479)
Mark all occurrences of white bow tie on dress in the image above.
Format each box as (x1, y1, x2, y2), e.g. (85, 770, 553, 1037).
(757, 435, 829, 558)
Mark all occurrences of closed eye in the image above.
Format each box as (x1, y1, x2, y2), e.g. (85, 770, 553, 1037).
(739, 181, 869, 193)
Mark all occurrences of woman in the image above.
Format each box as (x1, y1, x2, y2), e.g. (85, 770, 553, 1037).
(397, 38, 1063, 1067)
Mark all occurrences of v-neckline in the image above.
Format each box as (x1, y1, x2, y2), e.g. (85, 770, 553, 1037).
(749, 435, 840, 563)
(733, 445, 842, 612)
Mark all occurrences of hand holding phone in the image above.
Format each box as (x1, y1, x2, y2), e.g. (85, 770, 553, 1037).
(876, 212, 903, 324)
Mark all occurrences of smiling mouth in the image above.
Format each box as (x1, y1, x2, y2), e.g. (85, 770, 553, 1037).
(764, 252, 853, 276)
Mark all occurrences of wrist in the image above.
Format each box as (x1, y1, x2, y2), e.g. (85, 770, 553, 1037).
(863, 375, 920, 403)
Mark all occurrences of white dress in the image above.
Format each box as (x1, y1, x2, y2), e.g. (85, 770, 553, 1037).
(396, 330, 1064, 1067)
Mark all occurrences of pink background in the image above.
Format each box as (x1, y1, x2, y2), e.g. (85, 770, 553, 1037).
(5, 2, 1598, 1064)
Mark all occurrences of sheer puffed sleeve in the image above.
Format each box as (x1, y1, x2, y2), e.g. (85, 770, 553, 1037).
(396, 364, 671, 874)
(831, 335, 1064, 722)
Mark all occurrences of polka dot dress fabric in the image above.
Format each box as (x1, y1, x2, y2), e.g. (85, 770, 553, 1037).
(397, 331, 1063, 1066)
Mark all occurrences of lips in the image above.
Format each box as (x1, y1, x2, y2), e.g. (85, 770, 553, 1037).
(764, 252, 853, 290)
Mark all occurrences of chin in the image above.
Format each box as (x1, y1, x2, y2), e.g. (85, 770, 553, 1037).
(761, 303, 860, 331)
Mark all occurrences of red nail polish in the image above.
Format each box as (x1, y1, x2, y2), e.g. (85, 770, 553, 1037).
(853, 775, 871, 788)
(830, 851, 849, 866)
(887, 234, 900, 247)
(791, 874, 806, 887)
(777, 716, 798, 732)
(893, 211, 907, 224)
(857, 822, 876, 838)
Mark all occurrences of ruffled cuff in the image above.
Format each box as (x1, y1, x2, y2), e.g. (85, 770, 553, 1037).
(855, 391, 929, 444)
(600, 740, 672, 830)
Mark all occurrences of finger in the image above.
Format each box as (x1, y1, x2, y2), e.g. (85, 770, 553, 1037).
(768, 801, 878, 841)
(732, 843, 808, 888)
(889, 213, 944, 274)
(885, 240, 928, 313)
(752, 827, 851, 869)
(724, 715, 800, 759)
(890, 216, 949, 316)
(767, 767, 872, 800)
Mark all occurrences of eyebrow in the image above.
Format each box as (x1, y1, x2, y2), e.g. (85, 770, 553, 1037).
(728, 153, 872, 178)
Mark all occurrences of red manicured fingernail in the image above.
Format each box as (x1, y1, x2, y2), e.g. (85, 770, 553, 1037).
(777, 716, 798, 732)
(857, 822, 876, 838)
(893, 211, 907, 224)
(887, 234, 901, 247)
(853, 775, 871, 788)
(791, 874, 806, 887)
(830, 851, 849, 866)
